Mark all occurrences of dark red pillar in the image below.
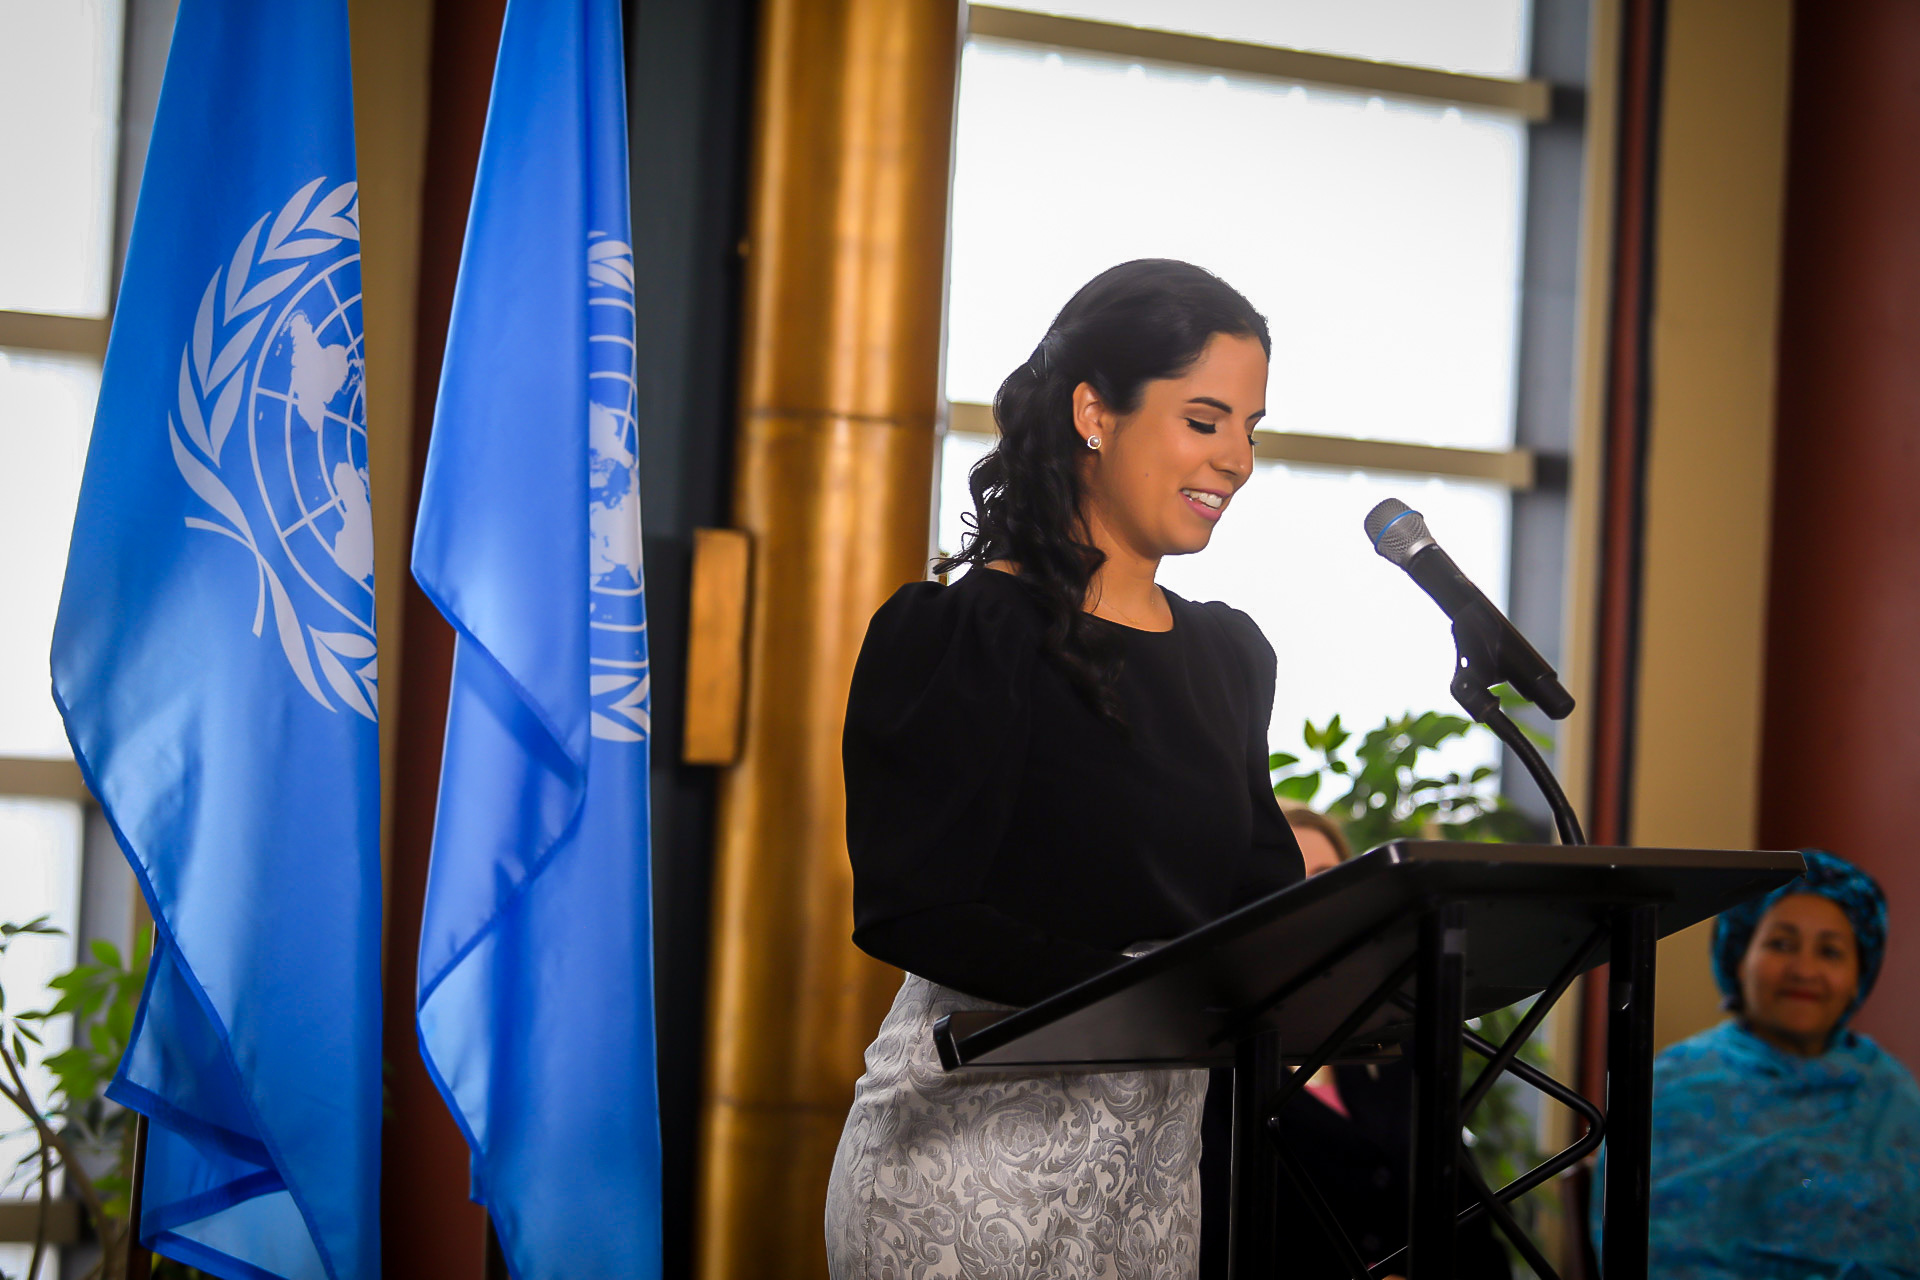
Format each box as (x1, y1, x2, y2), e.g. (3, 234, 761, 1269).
(1759, 0, 1920, 1072)
(380, 3, 508, 1275)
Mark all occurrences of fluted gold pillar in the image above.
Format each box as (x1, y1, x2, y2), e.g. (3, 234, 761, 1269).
(695, 1, 960, 1274)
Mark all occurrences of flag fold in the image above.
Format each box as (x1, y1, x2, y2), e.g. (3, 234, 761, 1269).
(412, 0, 662, 1274)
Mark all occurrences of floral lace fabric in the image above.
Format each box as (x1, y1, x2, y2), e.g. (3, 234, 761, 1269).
(825, 973, 1206, 1279)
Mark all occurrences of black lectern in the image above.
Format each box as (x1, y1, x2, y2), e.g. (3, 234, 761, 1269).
(932, 840, 1802, 1280)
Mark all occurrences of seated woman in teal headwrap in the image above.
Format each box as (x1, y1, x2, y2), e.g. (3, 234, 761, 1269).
(1598, 847, 1920, 1278)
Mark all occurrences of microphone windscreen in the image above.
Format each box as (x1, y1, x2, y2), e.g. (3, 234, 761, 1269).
(1364, 498, 1432, 567)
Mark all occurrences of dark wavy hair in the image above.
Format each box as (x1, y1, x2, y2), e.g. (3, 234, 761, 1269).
(936, 259, 1270, 724)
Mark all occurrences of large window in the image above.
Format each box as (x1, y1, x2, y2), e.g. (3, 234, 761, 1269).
(940, 1, 1573, 788)
(0, 2, 125, 1273)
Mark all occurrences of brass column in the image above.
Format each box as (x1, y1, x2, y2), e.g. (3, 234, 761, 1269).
(696, 0, 960, 1273)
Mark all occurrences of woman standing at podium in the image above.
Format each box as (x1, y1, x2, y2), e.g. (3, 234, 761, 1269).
(824, 259, 1306, 1277)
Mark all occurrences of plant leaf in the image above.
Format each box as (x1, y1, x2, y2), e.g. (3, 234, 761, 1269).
(170, 420, 252, 534)
(265, 568, 329, 708)
(193, 274, 217, 388)
(206, 310, 268, 389)
(312, 636, 376, 720)
(260, 234, 342, 262)
(207, 370, 244, 465)
(265, 176, 326, 255)
(311, 629, 376, 660)
(1274, 774, 1320, 803)
(177, 355, 211, 455)
(232, 264, 306, 316)
(224, 213, 268, 317)
(301, 180, 357, 230)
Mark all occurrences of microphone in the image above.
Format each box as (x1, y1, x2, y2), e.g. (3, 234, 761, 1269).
(1364, 498, 1575, 721)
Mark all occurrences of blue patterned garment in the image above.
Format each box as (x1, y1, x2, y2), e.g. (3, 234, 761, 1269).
(1599, 1020, 1920, 1279)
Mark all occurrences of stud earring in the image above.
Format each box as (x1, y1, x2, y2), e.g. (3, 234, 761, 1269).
(1087, 435, 1101, 451)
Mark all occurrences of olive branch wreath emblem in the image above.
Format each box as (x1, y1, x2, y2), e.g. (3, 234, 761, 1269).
(165, 176, 379, 722)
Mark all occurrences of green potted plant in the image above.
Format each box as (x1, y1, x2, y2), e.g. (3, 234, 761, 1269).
(0, 919, 149, 1280)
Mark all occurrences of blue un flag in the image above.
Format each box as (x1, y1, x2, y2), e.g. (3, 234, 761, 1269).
(411, 0, 662, 1275)
(50, 2, 381, 1278)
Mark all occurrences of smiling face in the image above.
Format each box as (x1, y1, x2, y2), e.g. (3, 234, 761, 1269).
(1071, 332, 1268, 561)
(1737, 893, 1861, 1056)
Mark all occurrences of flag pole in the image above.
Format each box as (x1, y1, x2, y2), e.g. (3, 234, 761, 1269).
(123, 920, 154, 1280)
(123, 1113, 149, 1280)
(482, 1218, 510, 1280)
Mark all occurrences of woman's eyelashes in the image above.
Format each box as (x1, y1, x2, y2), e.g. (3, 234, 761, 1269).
(1184, 416, 1258, 448)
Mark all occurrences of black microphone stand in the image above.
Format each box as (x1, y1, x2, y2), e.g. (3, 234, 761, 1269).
(1447, 621, 1586, 847)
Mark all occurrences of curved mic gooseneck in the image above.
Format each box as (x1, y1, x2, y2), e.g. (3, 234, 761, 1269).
(1365, 498, 1587, 847)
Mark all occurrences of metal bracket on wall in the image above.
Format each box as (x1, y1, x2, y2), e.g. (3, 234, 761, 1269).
(681, 527, 753, 767)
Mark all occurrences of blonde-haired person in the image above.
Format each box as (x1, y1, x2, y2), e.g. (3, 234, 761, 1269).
(1281, 802, 1351, 876)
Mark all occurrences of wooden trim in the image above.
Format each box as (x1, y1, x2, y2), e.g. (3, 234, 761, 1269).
(0, 758, 91, 803)
(967, 4, 1553, 121)
(680, 529, 752, 766)
(0, 312, 109, 360)
(947, 400, 1538, 487)
(1251, 431, 1535, 487)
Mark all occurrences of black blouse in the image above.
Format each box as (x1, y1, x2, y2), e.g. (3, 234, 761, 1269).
(843, 567, 1305, 1006)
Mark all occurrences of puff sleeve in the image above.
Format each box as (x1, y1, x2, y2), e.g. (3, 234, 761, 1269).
(1209, 602, 1305, 886)
(843, 573, 1129, 1005)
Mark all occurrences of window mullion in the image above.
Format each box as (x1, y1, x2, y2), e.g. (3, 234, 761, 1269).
(967, 5, 1554, 120)
(0, 758, 92, 805)
(0, 311, 111, 360)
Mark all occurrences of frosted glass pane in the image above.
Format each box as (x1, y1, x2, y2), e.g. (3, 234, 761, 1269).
(992, 0, 1534, 79)
(0, 0, 125, 316)
(0, 350, 98, 758)
(0, 799, 83, 1205)
(935, 430, 997, 562)
(948, 41, 1526, 449)
(0, 1246, 46, 1280)
(938, 433, 1509, 785)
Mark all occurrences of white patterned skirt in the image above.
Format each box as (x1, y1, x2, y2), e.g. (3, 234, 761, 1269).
(825, 973, 1208, 1279)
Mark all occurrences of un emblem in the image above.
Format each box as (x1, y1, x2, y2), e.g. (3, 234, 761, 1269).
(167, 177, 378, 721)
(585, 233, 649, 744)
